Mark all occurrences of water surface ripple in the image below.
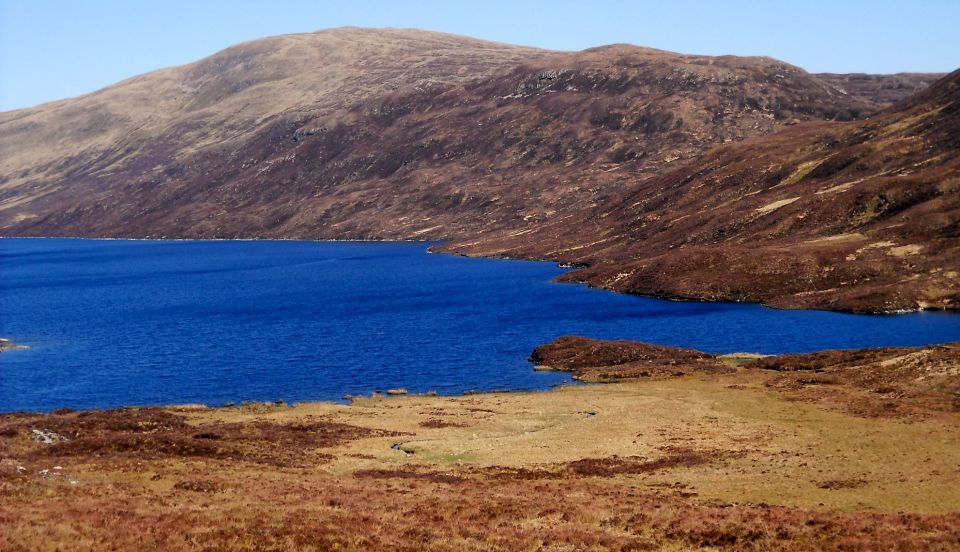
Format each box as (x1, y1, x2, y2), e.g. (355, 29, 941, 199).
(2, 238, 958, 412)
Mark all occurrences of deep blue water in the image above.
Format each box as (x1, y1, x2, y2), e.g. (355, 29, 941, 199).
(1, 238, 958, 412)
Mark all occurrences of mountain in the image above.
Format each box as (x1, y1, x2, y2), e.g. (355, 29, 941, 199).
(444, 69, 960, 313)
(813, 72, 944, 105)
(0, 28, 549, 234)
(2, 28, 895, 241)
(1, 28, 954, 312)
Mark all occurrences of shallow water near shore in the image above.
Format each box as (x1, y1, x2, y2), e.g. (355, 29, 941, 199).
(1, 238, 958, 412)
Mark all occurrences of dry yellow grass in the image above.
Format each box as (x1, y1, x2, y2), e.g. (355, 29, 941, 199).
(211, 371, 960, 514)
(2, 369, 959, 550)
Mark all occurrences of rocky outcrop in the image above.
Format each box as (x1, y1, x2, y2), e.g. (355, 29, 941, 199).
(529, 336, 730, 381)
(755, 343, 960, 417)
(0, 338, 28, 352)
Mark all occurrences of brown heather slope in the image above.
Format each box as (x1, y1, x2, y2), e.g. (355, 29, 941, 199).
(1, 28, 952, 312)
(814, 72, 944, 106)
(2, 29, 891, 241)
(0, 27, 551, 231)
(446, 69, 960, 313)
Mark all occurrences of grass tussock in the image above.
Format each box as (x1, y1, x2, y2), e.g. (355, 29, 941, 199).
(418, 418, 468, 429)
(565, 449, 711, 477)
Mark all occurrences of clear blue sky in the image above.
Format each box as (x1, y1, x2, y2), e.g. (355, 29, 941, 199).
(2, 0, 958, 111)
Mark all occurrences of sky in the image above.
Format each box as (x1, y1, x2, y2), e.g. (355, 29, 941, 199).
(2, 0, 958, 111)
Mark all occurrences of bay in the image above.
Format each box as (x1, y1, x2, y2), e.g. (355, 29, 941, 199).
(1, 238, 958, 412)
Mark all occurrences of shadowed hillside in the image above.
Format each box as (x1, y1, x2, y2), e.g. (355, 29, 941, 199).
(814, 72, 944, 105)
(445, 70, 960, 312)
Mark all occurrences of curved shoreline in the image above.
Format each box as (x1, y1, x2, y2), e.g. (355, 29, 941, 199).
(5, 235, 960, 315)
(2, 346, 958, 549)
(2, 238, 958, 415)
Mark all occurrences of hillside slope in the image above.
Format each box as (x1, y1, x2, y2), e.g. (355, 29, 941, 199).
(2, 29, 886, 240)
(0, 28, 551, 232)
(445, 70, 960, 312)
(814, 72, 944, 105)
(1, 28, 953, 312)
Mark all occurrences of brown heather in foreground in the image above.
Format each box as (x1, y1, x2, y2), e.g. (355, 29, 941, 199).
(2, 339, 960, 550)
(4, 462, 959, 551)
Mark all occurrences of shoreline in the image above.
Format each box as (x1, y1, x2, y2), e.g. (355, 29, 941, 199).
(5, 235, 960, 315)
(4, 334, 960, 415)
(5, 336, 957, 415)
(3, 357, 958, 548)
(0, 235, 439, 244)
